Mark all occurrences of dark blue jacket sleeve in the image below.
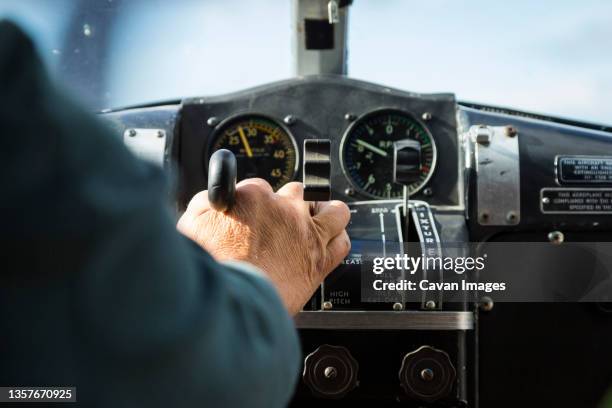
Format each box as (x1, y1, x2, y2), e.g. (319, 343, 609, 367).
(0, 20, 300, 408)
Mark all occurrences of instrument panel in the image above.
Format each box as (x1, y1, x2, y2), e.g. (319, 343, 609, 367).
(104, 75, 612, 408)
(178, 75, 460, 210)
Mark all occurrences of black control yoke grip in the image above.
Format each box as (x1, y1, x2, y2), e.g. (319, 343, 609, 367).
(207, 149, 237, 212)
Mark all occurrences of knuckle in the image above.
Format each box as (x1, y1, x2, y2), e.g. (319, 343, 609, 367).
(343, 233, 351, 254)
(186, 190, 208, 210)
(285, 181, 303, 192)
(237, 180, 270, 199)
(333, 200, 351, 220)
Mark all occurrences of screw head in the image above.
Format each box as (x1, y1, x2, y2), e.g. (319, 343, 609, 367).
(128, 129, 137, 137)
(345, 187, 355, 196)
(422, 187, 433, 197)
(324, 366, 338, 379)
(542, 197, 550, 204)
(479, 211, 490, 224)
(425, 300, 436, 310)
(283, 115, 296, 126)
(393, 302, 404, 311)
(344, 113, 357, 122)
(506, 126, 518, 137)
(548, 231, 564, 245)
(480, 296, 494, 312)
(157, 130, 165, 138)
(206, 117, 219, 127)
(420, 368, 435, 382)
(422, 112, 432, 121)
(506, 211, 518, 224)
(322, 301, 333, 310)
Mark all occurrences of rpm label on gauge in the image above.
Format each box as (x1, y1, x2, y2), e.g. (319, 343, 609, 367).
(541, 188, 612, 214)
(556, 155, 612, 184)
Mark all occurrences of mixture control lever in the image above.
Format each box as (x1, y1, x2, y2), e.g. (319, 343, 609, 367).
(393, 140, 422, 241)
(207, 149, 237, 212)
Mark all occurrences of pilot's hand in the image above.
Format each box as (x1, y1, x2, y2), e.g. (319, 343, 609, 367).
(177, 179, 351, 315)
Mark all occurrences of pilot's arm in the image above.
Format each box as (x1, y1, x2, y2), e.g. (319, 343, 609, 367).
(0, 21, 350, 407)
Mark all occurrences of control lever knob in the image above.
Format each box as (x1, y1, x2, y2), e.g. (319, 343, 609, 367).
(394, 140, 422, 241)
(399, 345, 456, 403)
(207, 149, 237, 212)
(303, 139, 332, 201)
(393, 139, 422, 185)
(303, 344, 359, 399)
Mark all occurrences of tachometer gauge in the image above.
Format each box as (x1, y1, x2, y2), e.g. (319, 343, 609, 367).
(340, 109, 436, 199)
(209, 114, 298, 190)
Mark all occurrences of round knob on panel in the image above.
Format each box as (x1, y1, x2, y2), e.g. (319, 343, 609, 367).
(303, 345, 359, 399)
(399, 345, 456, 403)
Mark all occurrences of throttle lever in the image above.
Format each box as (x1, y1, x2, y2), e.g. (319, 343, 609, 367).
(303, 139, 332, 202)
(208, 149, 237, 212)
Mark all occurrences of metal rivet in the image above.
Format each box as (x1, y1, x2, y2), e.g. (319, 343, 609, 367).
(422, 112, 432, 121)
(548, 231, 564, 245)
(157, 130, 165, 138)
(420, 368, 435, 382)
(345, 188, 355, 196)
(506, 126, 518, 137)
(322, 301, 333, 310)
(422, 187, 433, 197)
(128, 129, 136, 137)
(425, 300, 436, 310)
(206, 117, 219, 127)
(393, 302, 404, 311)
(542, 197, 550, 205)
(480, 296, 494, 312)
(324, 366, 338, 379)
(283, 115, 296, 126)
(506, 211, 518, 224)
(344, 113, 357, 122)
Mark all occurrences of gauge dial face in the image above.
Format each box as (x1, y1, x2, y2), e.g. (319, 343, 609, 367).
(341, 110, 436, 199)
(210, 115, 298, 190)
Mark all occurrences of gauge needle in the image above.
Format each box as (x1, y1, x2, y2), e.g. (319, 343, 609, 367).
(356, 139, 388, 157)
(237, 126, 253, 158)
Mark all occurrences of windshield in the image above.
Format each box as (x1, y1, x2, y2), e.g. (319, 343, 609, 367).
(2, 0, 611, 124)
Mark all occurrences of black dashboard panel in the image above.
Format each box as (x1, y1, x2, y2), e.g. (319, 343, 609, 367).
(459, 106, 612, 239)
(177, 75, 460, 211)
(100, 76, 612, 408)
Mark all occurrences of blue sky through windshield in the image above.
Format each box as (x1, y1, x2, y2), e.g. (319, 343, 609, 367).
(1, 0, 610, 124)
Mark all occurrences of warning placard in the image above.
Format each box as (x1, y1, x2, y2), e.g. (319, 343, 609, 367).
(557, 156, 612, 184)
(541, 188, 612, 213)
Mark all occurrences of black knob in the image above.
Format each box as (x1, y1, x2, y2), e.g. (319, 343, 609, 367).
(207, 149, 237, 212)
(303, 139, 331, 201)
(393, 139, 422, 186)
(303, 345, 359, 399)
(399, 345, 456, 403)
